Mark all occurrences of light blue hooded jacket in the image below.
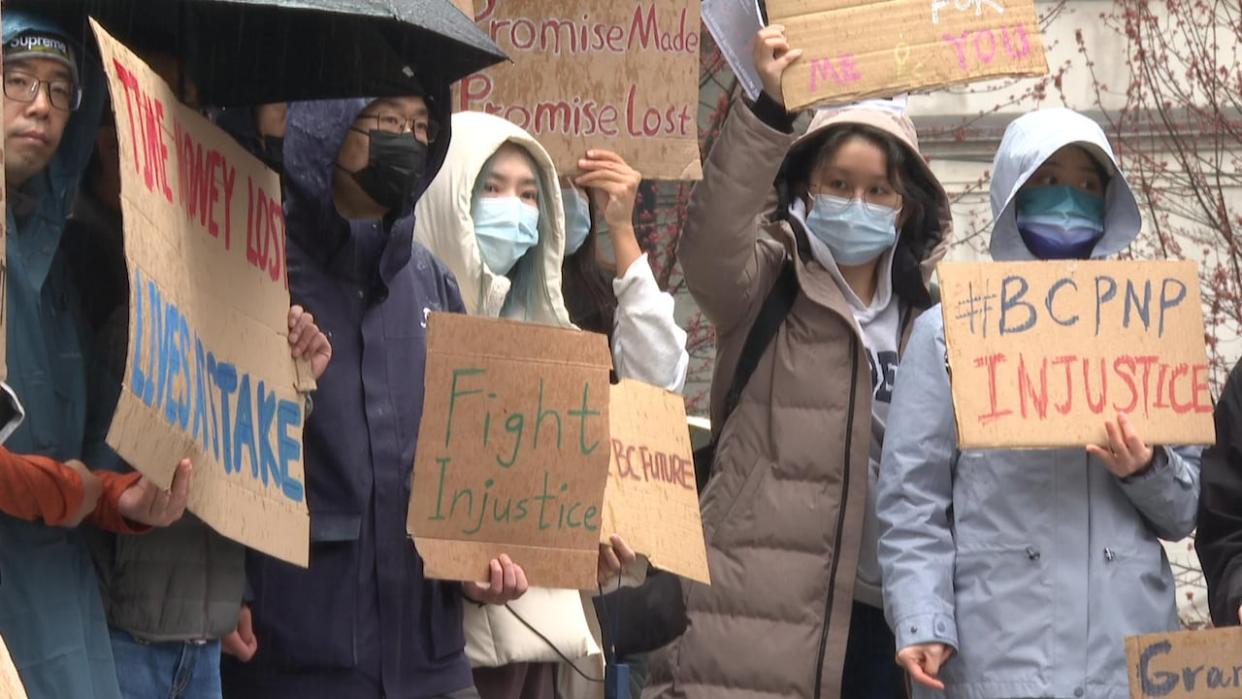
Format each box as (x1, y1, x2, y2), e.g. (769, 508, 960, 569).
(0, 10, 117, 699)
(876, 109, 1201, 699)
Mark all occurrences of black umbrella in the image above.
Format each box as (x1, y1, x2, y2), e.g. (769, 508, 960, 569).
(8, 0, 507, 106)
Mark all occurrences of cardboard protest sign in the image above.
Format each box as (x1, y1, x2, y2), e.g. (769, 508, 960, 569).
(766, 0, 1048, 110)
(939, 260, 1215, 449)
(93, 21, 312, 566)
(408, 313, 613, 590)
(1125, 627, 1242, 698)
(601, 379, 709, 584)
(457, 0, 703, 180)
(0, 634, 27, 699)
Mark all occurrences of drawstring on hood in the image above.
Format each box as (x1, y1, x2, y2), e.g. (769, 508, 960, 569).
(414, 111, 571, 326)
(989, 108, 1141, 261)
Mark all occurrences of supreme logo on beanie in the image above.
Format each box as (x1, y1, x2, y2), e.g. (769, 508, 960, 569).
(5, 31, 79, 84)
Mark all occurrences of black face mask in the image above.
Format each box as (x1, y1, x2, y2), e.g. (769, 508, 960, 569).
(341, 129, 428, 211)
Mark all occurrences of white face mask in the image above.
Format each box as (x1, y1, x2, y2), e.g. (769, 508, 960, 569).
(472, 196, 540, 275)
(804, 194, 899, 265)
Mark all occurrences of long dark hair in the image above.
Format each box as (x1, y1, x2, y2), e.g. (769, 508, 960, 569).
(561, 222, 617, 338)
(783, 123, 946, 307)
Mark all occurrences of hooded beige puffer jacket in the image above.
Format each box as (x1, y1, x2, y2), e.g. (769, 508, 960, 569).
(644, 100, 951, 699)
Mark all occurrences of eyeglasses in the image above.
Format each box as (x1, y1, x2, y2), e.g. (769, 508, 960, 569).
(809, 183, 902, 213)
(357, 112, 439, 143)
(4, 70, 81, 112)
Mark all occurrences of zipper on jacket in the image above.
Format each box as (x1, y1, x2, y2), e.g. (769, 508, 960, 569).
(813, 333, 859, 699)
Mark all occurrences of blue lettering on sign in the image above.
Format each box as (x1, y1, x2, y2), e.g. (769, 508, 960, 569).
(999, 275, 1037, 334)
(276, 399, 304, 501)
(1136, 637, 1242, 697)
(1159, 278, 1187, 338)
(127, 268, 305, 503)
(955, 271, 1192, 340)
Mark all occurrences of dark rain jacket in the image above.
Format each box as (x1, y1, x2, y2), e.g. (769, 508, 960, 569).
(219, 93, 472, 698)
(1198, 358, 1242, 627)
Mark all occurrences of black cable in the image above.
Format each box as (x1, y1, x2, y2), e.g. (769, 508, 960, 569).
(503, 603, 604, 684)
(610, 568, 621, 663)
(597, 583, 612, 666)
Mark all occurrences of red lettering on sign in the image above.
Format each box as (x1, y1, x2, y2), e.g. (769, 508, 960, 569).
(975, 353, 1013, 424)
(112, 60, 174, 203)
(611, 438, 694, 490)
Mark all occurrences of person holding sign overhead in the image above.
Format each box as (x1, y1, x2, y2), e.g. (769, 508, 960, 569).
(414, 111, 675, 698)
(220, 88, 526, 699)
(645, 25, 952, 699)
(0, 11, 194, 699)
(876, 109, 1203, 698)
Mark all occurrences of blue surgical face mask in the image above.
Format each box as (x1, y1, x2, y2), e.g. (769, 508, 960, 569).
(473, 196, 540, 276)
(561, 186, 591, 256)
(1015, 185, 1106, 260)
(805, 195, 899, 266)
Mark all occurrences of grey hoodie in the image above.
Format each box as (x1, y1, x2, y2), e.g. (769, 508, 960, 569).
(876, 109, 1202, 699)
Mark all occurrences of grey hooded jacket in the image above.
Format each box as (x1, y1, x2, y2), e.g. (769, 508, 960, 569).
(876, 108, 1202, 699)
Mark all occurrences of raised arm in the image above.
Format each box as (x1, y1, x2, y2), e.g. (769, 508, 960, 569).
(677, 27, 801, 335)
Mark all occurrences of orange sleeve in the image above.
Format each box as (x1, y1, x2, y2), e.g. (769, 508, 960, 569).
(0, 448, 86, 526)
(89, 470, 150, 534)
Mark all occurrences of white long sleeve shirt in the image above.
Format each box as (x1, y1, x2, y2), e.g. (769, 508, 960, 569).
(611, 253, 690, 394)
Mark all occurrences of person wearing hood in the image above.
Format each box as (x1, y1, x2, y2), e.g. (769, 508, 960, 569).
(219, 76, 529, 698)
(0, 11, 195, 699)
(644, 25, 951, 699)
(414, 111, 666, 698)
(415, 112, 689, 398)
(876, 108, 1203, 698)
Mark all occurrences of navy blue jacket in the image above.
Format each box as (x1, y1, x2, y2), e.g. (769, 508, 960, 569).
(220, 95, 472, 698)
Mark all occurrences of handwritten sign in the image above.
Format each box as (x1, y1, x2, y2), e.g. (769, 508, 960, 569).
(767, 0, 1048, 110)
(939, 260, 1216, 449)
(1126, 627, 1242, 698)
(0, 633, 27, 699)
(457, 0, 703, 180)
(601, 379, 709, 584)
(93, 22, 311, 566)
(408, 313, 613, 590)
